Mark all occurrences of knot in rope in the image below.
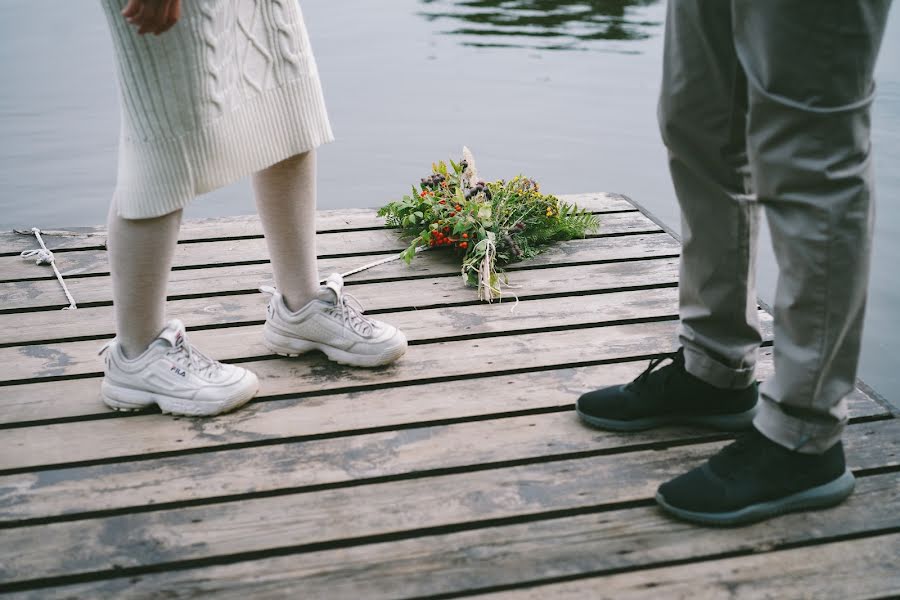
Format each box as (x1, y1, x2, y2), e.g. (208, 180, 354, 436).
(17, 227, 77, 310)
(21, 248, 55, 265)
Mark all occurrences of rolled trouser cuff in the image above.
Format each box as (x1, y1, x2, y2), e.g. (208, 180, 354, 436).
(753, 396, 846, 455)
(683, 344, 756, 390)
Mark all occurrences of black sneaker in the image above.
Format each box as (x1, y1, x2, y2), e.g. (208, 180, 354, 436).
(656, 429, 855, 526)
(576, 349, 758, 431)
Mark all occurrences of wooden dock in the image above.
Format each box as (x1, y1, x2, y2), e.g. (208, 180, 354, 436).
(1, 193, 898, 599)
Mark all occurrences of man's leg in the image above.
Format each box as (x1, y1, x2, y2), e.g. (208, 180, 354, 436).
(737, 0, 891, 453)
(660, 0, 762, 390)
(655, 0, 891, 526)
(576, 0, 758, 432)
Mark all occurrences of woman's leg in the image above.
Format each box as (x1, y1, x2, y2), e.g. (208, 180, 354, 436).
(107, 202, 182, 357)
(253, 150, 408, 367)
(103, 202, 259, 415)
(252, 151, 319, 311)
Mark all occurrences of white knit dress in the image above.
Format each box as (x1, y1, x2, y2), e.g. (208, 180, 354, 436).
(101, 0, 334, 219)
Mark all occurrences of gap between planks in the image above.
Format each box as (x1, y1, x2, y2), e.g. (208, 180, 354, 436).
(0, 286, 691, 383)
(0, 386, 894, 526)
(0, 193, 636, 256)
(11, 478, 898, 600)
(1, 315, 780, 429)
(0, 419, 897, 588)
(0, 210, 661, 312)
(462, 531, 900, 600)
(0, 194, 640, 281)
(0, 235, 681, 346)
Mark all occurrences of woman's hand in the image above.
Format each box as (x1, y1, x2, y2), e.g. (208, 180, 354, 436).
(122, 0, 182, 36)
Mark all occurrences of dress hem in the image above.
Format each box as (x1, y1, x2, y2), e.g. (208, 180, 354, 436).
(112, 75, 334, 219)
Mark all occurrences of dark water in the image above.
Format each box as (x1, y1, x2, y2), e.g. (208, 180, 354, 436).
(0, 1, 897, 406)
(418, 0, 660, 47)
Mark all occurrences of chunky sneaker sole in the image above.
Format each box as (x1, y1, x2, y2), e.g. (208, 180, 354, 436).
(101, 372, 259, 417)
(576, 394, 758, 432)
(656, 468, 855, 526)
(263, 326, 407, 368)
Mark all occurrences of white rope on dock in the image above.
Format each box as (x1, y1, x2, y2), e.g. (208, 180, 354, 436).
(322, 245, 520, 312)
(19, 227, 78, 310)
(319, 246, 428, 284)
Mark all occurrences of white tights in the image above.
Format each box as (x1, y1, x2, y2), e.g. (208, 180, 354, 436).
(108, 151, 319, 358)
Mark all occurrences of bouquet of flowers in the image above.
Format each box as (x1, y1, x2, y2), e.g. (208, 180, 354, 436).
(378, 148, 600, 301)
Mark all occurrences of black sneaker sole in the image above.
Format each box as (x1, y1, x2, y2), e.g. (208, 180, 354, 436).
(575, 404, 758, 432)
(655, 469, 856, 526)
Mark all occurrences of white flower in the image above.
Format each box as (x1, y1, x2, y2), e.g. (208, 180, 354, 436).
(461, 146, 479, 188)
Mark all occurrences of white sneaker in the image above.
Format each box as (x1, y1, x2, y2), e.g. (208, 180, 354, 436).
(262, 273, 408, 367)
(100, 320, 259, 416)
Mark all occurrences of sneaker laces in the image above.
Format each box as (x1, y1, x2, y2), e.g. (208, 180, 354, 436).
(166, 334, 223, 378)
(99, 326, 223, 377)
(627, 348, 685, 395)
(329, 291, 376, 338)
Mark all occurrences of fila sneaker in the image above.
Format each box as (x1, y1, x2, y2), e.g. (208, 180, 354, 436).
(100, 320, 259, 416)
(262, 273, 407, 367)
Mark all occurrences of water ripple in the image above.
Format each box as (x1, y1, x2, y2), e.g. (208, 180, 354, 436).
(419, 0, 662, 52)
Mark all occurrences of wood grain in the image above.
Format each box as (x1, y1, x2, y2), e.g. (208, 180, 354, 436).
(11, 473, 899, 600)
(0, 244, 681, 346)
(0, 286, 689, 383)
(0, 419, 895, 585)
(0, 211, 661, 310)
(1, 195, 641, 281)
(1, 383, 892, 525)
(472, 533, 900, 600)
(0, 311, 779, 430)
(0, 193, 636, 256)
(3, 195, 894, 599)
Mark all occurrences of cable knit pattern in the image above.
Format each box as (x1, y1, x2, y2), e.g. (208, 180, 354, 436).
(100, 0, 334, 219)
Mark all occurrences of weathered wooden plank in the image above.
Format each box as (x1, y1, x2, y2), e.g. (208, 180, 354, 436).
(0, 311, 771, 430)
(179, 193, 637, 240)
(0, 253, 391, 312)
(0, 248, 681, 346)
(1, 195, 645, 282)
(0, 408, 655, 521)
(0, 419, 893, 585)
(0, 193, 636, 256)
(0, 209, 381, 257)
(472, 533, 900, 600)
(0, 287, 689, 383)
(0, 211, 662, 310)
(0, 318, 713, 461)
(11, 472, 899, 600)
(5, 327, 885, 432)
(2, 229, 408, 282)
(2, 382, 891, 525)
